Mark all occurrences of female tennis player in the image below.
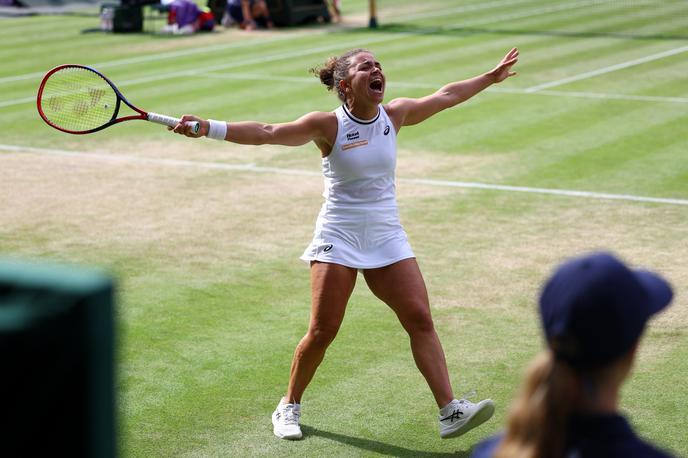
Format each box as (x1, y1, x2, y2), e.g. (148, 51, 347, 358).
(171, 47, 519, 440)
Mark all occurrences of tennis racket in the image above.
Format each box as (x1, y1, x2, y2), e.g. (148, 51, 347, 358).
(37, 64, 199, 135)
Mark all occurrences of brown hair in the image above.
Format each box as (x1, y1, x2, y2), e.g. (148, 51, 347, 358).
(495, 344, 637, 458)
(494, 351, 579, 458)
(310, 48, 369, 103)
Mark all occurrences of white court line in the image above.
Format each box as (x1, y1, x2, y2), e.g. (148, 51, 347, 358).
(198, 71, 688, 104)
(0, 144, 317, 175)
(401, 178, 688, 206)
(0, 95, 35, 108)
(5, 68, 686, 110)
(2, 144, 687, 207)
(494, 87, 688, 104)
(526, 45, 688, 92)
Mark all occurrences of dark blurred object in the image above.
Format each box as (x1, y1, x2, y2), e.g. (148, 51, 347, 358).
(207, 0, 226, 25)
(101, 2, 144, 32)
(0, 0, 26, 7)
(368, 0, 377, 27)
(265, 0, 329, 26)
(0, 259, 116, 458)
(114, 2, 143, 32)
(6, 0, 95, 6)
(112, 5, 143, 33)
(120, 0, 158, 6)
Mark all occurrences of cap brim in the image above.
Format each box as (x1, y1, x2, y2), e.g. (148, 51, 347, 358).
(635, 269, 673, 316)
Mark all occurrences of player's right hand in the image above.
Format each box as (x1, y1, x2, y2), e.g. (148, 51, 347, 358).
(171, 115, 206, 138)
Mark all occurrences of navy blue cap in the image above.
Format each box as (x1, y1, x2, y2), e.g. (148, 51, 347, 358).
(539, 252, 673, 369)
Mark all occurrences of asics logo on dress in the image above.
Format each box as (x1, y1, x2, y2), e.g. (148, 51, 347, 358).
(384, 125, 390, 135)
(323, 244, 333, 253)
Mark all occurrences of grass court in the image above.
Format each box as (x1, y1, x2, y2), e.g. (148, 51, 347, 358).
(1, 0, 687, 456)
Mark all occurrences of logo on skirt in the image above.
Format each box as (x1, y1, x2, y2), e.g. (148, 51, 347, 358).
(323, 244, 333, 253)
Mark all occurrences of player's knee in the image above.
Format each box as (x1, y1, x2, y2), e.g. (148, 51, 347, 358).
(307, 323, 339, 347)
(401, 305, 435, 335)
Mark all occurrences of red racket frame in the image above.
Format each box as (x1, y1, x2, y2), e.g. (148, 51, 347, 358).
(37, 64, 151, 135)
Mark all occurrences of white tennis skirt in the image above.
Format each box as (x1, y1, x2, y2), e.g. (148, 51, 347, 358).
(300, 203, 415, 269)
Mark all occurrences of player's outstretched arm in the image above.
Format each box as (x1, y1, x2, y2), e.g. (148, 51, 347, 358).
(385, 48, 519, 129)
(170, 111, 337, 148)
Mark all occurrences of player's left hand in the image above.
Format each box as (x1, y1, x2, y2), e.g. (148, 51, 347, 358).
(489, 48, 519, 83)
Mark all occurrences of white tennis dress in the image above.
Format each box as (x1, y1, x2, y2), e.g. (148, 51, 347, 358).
(300, 104, 415, 269)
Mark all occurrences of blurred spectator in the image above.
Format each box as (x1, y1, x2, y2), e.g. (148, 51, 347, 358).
(164, 0, 215, 34)
(471, 252, 675, 458)
(326, 0, 341, 23)
(225, 0, 273, 30)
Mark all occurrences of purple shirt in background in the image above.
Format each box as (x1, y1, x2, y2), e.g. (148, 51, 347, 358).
(170, 0, 200, 27)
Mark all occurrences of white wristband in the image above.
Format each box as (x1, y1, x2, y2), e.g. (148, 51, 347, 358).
(207, 119, 227, 140)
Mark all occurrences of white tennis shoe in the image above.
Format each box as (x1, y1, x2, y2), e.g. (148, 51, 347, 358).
(271, 400, 302, 440)
(439, 398, 495, 439)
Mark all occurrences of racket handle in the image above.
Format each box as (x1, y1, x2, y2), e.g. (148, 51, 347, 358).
(147, 112, 200, 134)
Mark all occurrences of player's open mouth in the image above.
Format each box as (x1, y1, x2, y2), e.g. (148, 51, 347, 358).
(369, 79, 383, 93)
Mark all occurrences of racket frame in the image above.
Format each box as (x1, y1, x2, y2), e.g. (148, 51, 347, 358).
(37, 64, 198, 134)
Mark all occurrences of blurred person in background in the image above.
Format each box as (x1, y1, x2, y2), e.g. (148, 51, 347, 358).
(225, 0, 273, 30)
(164, 0, 215, 34)
(472, 251, 675, 458)
(327, 0, 341, 22)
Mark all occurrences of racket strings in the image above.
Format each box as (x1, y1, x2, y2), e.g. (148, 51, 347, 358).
(40, 67, 118, 132)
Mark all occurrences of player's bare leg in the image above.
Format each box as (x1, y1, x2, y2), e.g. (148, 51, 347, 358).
(363, 258, 453, 406)
(273, 261, 357, 439)
(363, 258, 494, 439)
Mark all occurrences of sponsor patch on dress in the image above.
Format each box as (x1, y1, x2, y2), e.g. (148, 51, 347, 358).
(342, 140, 369, 151)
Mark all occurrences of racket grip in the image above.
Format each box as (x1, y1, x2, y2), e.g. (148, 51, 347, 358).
(147, 112, 200, 134)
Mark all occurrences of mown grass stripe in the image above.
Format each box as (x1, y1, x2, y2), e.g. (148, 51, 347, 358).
(0, 0, 538, 84)
(0, 31, 319, 84)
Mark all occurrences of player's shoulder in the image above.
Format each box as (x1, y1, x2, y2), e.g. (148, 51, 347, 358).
(382, 97, 406, 114)
(292, 110, 336, 133)
(382, 99, 410, 132)
(297, 110, 337, 145)
(300, 110, 337, 124)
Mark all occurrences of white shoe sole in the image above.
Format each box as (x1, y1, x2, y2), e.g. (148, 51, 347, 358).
(273, 429, 303, 440)
(272, 415, 303, 440)
(440, 400, 495, 439)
